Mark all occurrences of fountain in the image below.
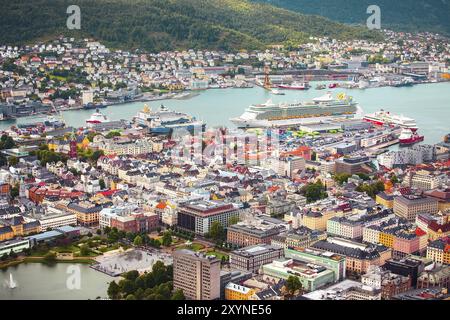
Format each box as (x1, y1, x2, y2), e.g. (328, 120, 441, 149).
(8, 273, 17, 289)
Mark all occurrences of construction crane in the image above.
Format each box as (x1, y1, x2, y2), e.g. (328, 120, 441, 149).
(51, 99, 66, 127)
(263, 64, 272, 90)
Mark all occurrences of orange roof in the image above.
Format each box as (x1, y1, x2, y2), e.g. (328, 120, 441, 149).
(156, 202, 167, 209)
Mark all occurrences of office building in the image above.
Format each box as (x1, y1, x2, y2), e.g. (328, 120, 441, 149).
(393, 195, 438, 222)
(229, 244, 283, 273)
(177, 200, 245, 236)
(173, 249, 221, 300)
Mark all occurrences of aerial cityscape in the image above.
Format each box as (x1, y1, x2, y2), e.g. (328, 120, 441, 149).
(1, 0, 450, 306)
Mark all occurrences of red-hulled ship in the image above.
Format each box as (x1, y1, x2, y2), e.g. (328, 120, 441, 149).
(399, 128, 424, 146)
(86, 109, 109, 124)
(363, 110, 418, 132)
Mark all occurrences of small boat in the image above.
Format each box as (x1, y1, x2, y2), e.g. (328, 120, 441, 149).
(315, 84, 326, 90)
(328, 83, 338, 89)
(271, 89, 285, 95)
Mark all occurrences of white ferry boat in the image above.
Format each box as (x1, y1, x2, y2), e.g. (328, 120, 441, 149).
(363, 110, 418, 131)
(86, 109, 110, 124)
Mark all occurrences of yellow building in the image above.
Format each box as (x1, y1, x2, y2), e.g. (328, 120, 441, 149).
(225, 283, 255, 300)
(66, 202, 102, 227)
(426, 239, 450, 264)
(376, 192, 394, 209)
(78, 136, 90, 150)
(379, 231, 394, 248)
(302, 210, 336, 231)
(0, 219, 41, 241)
(0, 226, 14, 241)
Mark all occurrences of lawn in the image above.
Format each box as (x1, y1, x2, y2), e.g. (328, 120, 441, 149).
(205, 250, 229, 260)
(177, 243, 205, 252)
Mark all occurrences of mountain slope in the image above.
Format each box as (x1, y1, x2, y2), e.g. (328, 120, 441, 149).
(253, 0, 450, 35)
(1, 0, 382, 52)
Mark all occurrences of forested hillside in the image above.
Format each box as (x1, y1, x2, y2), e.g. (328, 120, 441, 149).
(254, 0, 450, 35)
(1, 0, 383, 52)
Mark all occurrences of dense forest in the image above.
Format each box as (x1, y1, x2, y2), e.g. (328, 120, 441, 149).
(0, 0, 382, 52)
(254, 0, 450, 35)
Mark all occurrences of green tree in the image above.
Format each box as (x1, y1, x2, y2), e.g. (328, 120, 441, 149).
(171, 289, 185, 300)
(0, 134, 16, 150)
(228, 216, 239, 225)
(0, 155, 7, 166)
(119, 279, 136, 296)
(125, 270, 140, 281)
(79, 244, 90, 256)
(333, 173, 351, 185)
(99, 178, 106, 190)
(209, 221, 225, 242)
(105, 131, 121, 139)
(285, 275, 302, 296)
(161, 231, 172, 247)
(302, 180, 328, 203)
(390, 175, 399, 184)
(108, 281, 121, 299)
(10, 185, 19, 199)
(133, 235, 143, 247)
(90, 150, 105, 162)
(7, 156, 19, 166)
(43, 251, 57, 263)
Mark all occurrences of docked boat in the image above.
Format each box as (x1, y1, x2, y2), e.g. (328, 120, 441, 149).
(86, 109, 110, 124)
(399, 128, 424, 146)
(392, 77, 415, 87)
(44, 116, 65, 129)
(328, 83, 339, 89)
(83, 102, 107, 110)
(133, 104, 205, 134)
(278, 81, 310, 90)
(271, 89, 285, 95)
(315, 84, 326, 90)
(230, 92, 359, 128)
(363, 110, 418, 131)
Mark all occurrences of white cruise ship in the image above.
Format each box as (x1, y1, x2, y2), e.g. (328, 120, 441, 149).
(230, 93, 359, 128)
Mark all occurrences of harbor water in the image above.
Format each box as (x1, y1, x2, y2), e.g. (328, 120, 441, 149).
(1, 82, 449, 144)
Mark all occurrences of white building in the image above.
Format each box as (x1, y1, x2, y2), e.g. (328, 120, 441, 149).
(36, 206, 77, 231)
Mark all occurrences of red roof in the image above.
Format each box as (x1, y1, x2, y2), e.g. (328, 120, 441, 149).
(268, 186, 280, 193)
(97, 190, 117, 197)
(415, 227, 427, 237)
